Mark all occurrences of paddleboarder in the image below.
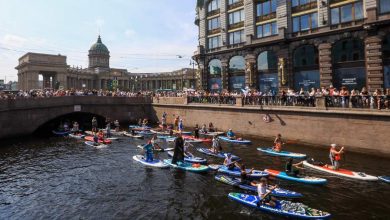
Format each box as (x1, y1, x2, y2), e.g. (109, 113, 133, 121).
(143, 141, 154, 162)
(285, 158, 304, 177)
(211, 135, 221, 153)
(91, 117, 98, 133)
(273, 134, 285, 152)
(194, 124, 199, 138)
(171, 132, 184, 165)
(251, 177, 278, 208)
(328, 144, 344, 170)
(226, 129, 236, 139)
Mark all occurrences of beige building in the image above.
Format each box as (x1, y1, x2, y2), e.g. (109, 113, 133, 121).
(16, 36, 196, 91)
(193, 0, 390, 93)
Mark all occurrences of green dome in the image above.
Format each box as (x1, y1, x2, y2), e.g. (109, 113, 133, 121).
(89, 35, 109, 54)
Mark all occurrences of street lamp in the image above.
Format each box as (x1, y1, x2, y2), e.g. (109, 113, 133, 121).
(189, 59, 197, 89)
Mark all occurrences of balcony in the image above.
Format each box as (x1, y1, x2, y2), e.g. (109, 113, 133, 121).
(227, 1, 244, 11)
(207, 9, 220, 17)
(256, 12, 277, 23)
(208, 28, 221, 35)
(292, 1, 317, 14)
(228, 21, 244, 30)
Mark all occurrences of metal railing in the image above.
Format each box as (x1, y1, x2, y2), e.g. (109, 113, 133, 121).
(187, 95, 237, 105)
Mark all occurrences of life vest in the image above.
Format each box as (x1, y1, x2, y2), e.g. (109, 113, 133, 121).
(274, 143, 282, 151)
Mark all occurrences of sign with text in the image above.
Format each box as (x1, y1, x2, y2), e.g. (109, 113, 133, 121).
(229, 76, 245, 91)
(333, 67, 366, 90)
(258, 72, 278, 94)
(294, 70, 320, 91)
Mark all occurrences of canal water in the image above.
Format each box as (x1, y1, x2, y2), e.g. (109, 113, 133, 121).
(0, 135, 389, 220)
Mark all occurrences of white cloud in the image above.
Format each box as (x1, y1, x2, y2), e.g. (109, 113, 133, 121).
(0, 34, 27, 48)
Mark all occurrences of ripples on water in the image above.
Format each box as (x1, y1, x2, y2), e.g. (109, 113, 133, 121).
(0, 136, 389, 220)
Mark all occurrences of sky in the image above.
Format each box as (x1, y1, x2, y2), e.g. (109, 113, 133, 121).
(0, 0, 198, 82)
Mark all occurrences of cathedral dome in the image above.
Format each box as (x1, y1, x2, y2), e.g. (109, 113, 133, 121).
(89, 35, 109, 55)
(88, 35, 110, 69)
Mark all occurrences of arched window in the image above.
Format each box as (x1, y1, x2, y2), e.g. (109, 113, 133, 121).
(257, 51, 278, 94)
(332, 38, 366, 90)
(228, 56, 245, 91)
(208, 59, 222, 91)
(383, 34, 390, 88)
(293, 45, 320, 91)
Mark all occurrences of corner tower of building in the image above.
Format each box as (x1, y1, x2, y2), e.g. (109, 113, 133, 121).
(88, 35, 110, 69)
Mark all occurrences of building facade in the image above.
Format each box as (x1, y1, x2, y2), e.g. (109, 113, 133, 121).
(193, 0, 390, 93)
(16, 36, 196, 91)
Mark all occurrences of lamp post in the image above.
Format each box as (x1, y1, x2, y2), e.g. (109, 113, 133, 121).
(189, 59, 197, 89)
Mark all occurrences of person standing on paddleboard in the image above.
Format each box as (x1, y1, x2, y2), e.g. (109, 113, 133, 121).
(91, 117, 98, 133)
(172, 132, 184, 165)
(273, 134, 285, 152)
(328, 144, 344, 170)
(143, 141, 154, 162)
(194, 124, 199, 139)
(211, 135, 221, 154)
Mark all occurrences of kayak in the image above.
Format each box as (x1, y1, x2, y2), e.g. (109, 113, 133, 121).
(196, 148, 240, 160)
(172, 130, 192, 135)
(228, 192, 331, 219)
(136, 145, 174, 152)
(265, 169, 327, 185)
(200, 131, 225, 136)
(163, 159, 209, 173)
(132, 155, 169, 168)
(85, 141, 107, 149)
(123, 132, 143, 139)
(302, 161, 378, 181)
(219, 136, 251, 144)
(182, 135, 212, 143)
(84, 136, 112, 144)
(215, 175, 303, 198)
(218, 166, 269, 179)
(167, 151, 207, 164)
(68, 133, 85, 139)
(257, 148, 307, 159)
(52, 130, 70, 136)
(378, 176, 390, 183)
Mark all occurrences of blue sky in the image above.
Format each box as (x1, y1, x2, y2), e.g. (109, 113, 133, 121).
(0, 0, 198, 82)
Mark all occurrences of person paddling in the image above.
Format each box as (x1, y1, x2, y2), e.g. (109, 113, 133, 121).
(328, 144, 344, 170)
(211, 135, 221, 154)
(91, 117, 98, 133)
(143, 141, 154, 162)
(223, 153, 237, 170)
(194, 124, 199, 139)
(226, 129, 236, 139)
(273, 134, 285, 152)
(285, 158, 304, 177)
(171, 132, 184, 165)
(251, 177, 278, 208)
(150, 134, 162, 150)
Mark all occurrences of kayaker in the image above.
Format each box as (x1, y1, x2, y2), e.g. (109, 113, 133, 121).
(251, 177, 278, 208)
(328, 144, 344, 170)
(92, 117, 98, 133)
(97, 130, 104, 141)
(194, 124, 200, 139)
(237, 163, 254, 185)
(273, 134, 284, 152)
(114, 120, 120, 132)
(226, 129, 236, 139)
(223, 153, 237, 170)
(171, 132, 184, 165)
(143, 141, 154, 162)
(178, 119, 184, 132)
(208, 122, 215, 132)
(211, 135, 221, 153)
(285, 158, 304, 177)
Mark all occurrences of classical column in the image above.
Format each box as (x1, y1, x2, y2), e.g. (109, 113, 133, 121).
(245, 54, 256, 88)
(221, 59, 229, 90)
(365, 35, 383, 91)
(318, 43, 333, 87)
(26, 72, 39, 90)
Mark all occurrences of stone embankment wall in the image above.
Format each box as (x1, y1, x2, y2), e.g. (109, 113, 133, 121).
(152, 97, 390, 157)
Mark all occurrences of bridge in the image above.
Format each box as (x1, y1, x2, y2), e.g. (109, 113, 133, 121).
(0, 96, 153, 139)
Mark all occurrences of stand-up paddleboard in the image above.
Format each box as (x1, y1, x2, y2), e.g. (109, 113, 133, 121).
(378, 176, 390, 183)
(106, 137, 119, 141)
(132, 155, 169, 168)
(163, 159, 209, 173)
(136, 145, 174, 152)
(302, 161, 378, 181)
(68, 133, 85, 139)
(129, 125, 151, 129)
(196, 148, 240, 160)
(182, 135, 212, 143)
(208, 164, 222, 170)
(265, 169, 327, 185)
(218, 166, 268, 179)
(157, 135, 175, 140)
(215, 175, 303, 198)
(104, 130, 124, 136)
(84, 136, 112, 144)
(228, 193, 331, 219)
(167, 151, 207, 164)
(134, 130, 154, 135)
(150, 129, 170, 135)
(123, 132, 143, 139)
(52, 130, 70, 136)
(165, 137, 202, 143)
(85, 141, 107, 149)
(199, 131, 224, 136)
(219, 136, 251, 144)
(257, 148, 307, 159)
(172, 130, 192, 135)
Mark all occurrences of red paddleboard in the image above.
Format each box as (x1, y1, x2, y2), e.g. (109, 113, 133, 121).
(84, 136, 112, 144)
(182, 135, 212, 143)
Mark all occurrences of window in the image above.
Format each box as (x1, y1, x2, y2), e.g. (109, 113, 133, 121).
(229, 30, 245, 44)
(208, 36, 220, 49)
(257, 51, 278, 94)
(256, 0, 277, 17)
(208, 0, 220, 12)
(229, 10, 245, 24)
(256, 22, 278, 38)
(330, 2, 364, 25)
(228, 0, 240, 5)
(291, 0, 316, 7)
(292, 12, 318, 32)
(380, 0, 390, 14)
(208, 17, 220, 30)
(208, 59, 222, 76)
